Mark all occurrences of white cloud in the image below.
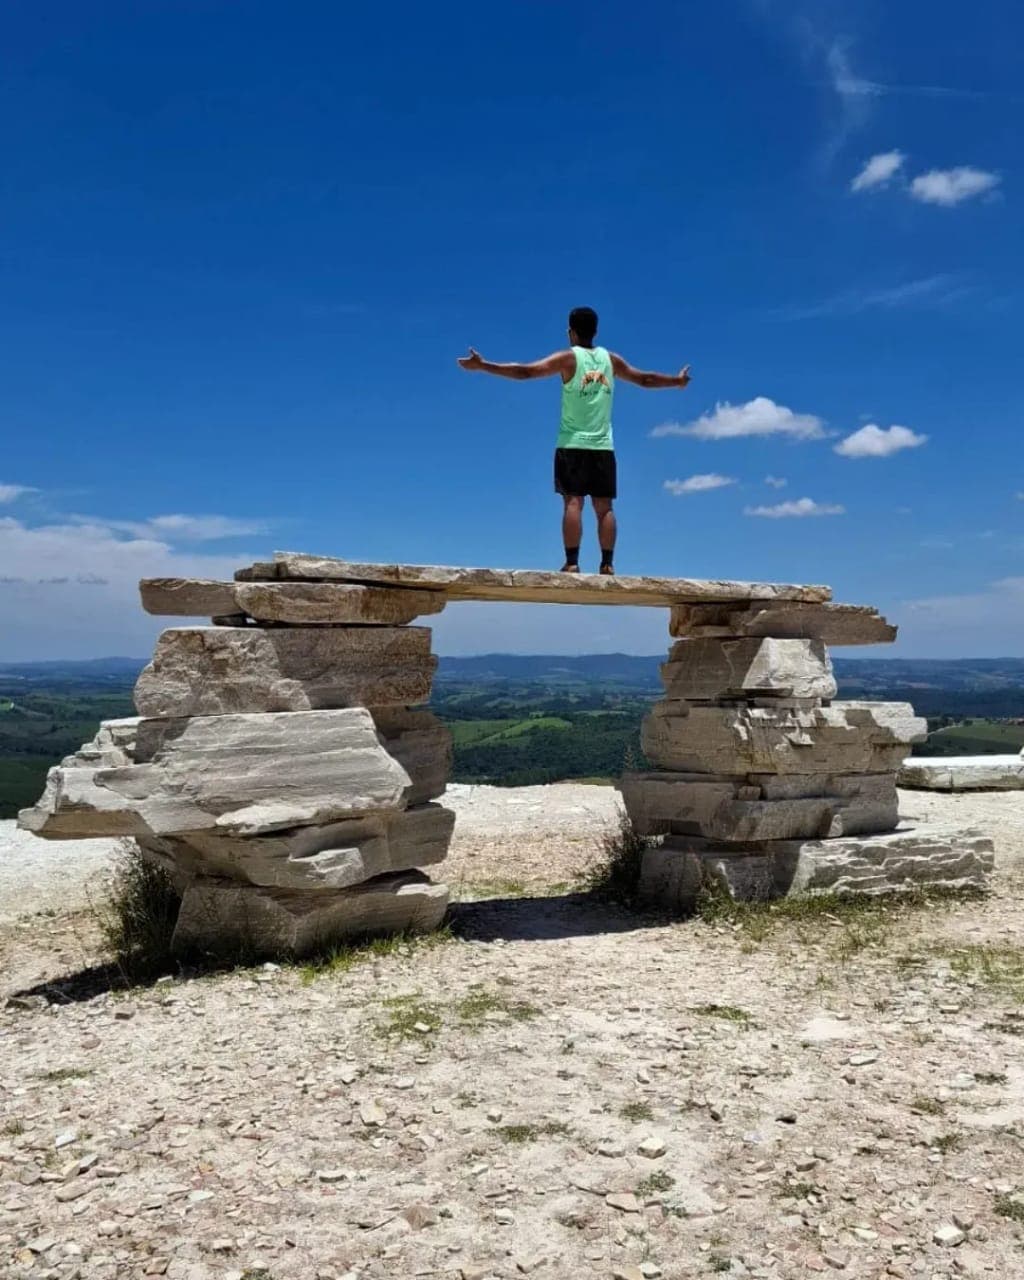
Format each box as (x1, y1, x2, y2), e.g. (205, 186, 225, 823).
(764, 475, 788, 488)
(851, 150, 905, 191)
(744, 498, 845, 518)
(768, 274, 973, 322)
(898, 576, 1024, 656)
(0, 484, 34, 504)
(652, 397, 825, 441)
(834, 424, 928, 459)
(0, 515, 262, 660)
(663, 474, 737, 496)
(72, 513, 268, 542)
(910, 167, 1000, 206)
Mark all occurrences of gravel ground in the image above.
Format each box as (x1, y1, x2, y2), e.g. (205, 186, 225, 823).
(2, 785, 1023, 1280)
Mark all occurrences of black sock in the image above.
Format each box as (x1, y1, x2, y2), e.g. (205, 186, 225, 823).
(563, 546, 580, 567)
(600, 548, 614, 569)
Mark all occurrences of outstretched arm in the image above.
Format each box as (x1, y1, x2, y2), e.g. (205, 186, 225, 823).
(457, 347, 575, 381)
(610, 353, 691, 389)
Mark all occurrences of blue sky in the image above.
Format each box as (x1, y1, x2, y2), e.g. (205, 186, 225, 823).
(1, 0, 1022, 660)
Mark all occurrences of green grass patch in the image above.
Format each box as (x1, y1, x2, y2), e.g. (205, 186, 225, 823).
(582, 811, 648, 903)
(620, 1101, 655, 1123)
(300, 926, 453, 983)
(455, 985, 540, 1027)
(692, 1002, 751, 1024)
(495, 1120, 571, 1144)
(696, 881, 983, 959)
(995, 1194, 1024, 1224)
(917, 943, 1024, 1003)
(636, 1170, 675, 1197)
(34, 1067, 91, 1083)
(375, 994, 442, 1041)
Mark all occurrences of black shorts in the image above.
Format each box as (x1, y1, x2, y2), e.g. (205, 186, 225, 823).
(554, 448, 617, 499)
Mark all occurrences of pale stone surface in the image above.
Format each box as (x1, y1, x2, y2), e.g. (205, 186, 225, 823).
(138, 803, 454, 890)
(139, 578, 240, 618)
(19, 709, 413, 839)
(642, 700, 926, 775)
(134, 626, 436, 717)
(236, 553, 833, 606)
(235, 581, 446, 625)
(371, 708, 453, 805)
(669, 602, 896, 646)
(171, 870, 450, 958)
(621, 771, 898, 841)
(660, 637, 836, 701)
(898, 755, 1024, 792)
(142, 577, 446, 624)
(636, 843, 703, 912)
(639, 822, 994, 909)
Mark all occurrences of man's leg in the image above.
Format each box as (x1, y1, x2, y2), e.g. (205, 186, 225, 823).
(592, 497, 616, 573)
(561, 495, 584, 572)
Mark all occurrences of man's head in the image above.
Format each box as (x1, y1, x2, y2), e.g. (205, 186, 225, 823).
(568, 306, 598, 347)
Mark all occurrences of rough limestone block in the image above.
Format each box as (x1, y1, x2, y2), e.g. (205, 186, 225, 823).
(636, 844, 703, 912)
(660, 637, 836, 701)
(770, 824, 995, 896)
(669, 602, 896, 646)
(140, 579, 244, 618)
(371, 708, 453, 805)
(700, 851, 775, 902)
(621, 771, 898, 841)
(19, 709, 414, 839)
(138, 803, 454, 890)
(239, 553, 832, 606)
(171, 870, 450, 958)
(235, 581, 447, 625)
(898, 755, 1024, 792)
(642, 700, 926, 775)
(134, 626, 436, 717)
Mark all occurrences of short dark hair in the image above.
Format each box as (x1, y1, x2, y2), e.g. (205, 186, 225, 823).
(568, 306, 598, 344)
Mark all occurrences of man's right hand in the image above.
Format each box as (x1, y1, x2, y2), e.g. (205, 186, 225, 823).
(457, 347, 484, 371)
(678, 365, 692, 388)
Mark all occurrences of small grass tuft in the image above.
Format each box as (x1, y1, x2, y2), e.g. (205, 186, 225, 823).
(692, 1002, 751, 1024)
(909, 1096, 945, 1116)
(974, 1070, 1008, 1086)
(496, 1120, 571, 1144)
(932, 1132, 962, 1154)
(375, 994, 442, 1041)
(93, 842, 181, 984)
(995, 1194, 1024, 1224)
(636, 1170, 675, 1197)
(3, 1118, 26, 1136)
(776, 1180, 817, 1200)
(455, 986, 540, 1027)
(582, 811, 648, 903)
(34, 1067, 91, 1083)
(300, 926, 453, 984)
(910, 942, 1024, 1003)
(620, 1101, 655, 1123)
(708, 1255, 733, 1274)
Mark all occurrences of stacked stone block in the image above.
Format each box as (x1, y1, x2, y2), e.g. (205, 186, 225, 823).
(20, 578, 456, 958)
(620, 602, 994, 907)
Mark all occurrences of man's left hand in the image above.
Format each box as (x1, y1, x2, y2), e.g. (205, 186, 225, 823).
(457, 347, 484, 370)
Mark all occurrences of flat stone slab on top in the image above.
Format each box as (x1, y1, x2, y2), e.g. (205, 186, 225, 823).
(234, 553, 833, 607)
(898, 755, 1024, 792)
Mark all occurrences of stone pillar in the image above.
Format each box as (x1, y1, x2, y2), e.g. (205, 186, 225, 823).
(620, 602, 994, 909)
(20, 580, 455, 959)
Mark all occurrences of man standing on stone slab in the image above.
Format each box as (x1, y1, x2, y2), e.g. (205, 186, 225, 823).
(458, 306, 691, 574)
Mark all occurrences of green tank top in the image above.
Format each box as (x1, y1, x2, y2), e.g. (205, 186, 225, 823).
(557, 346, 614, 450)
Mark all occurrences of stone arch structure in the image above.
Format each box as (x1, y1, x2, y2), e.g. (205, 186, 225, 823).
(19, 555, 994, 957)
